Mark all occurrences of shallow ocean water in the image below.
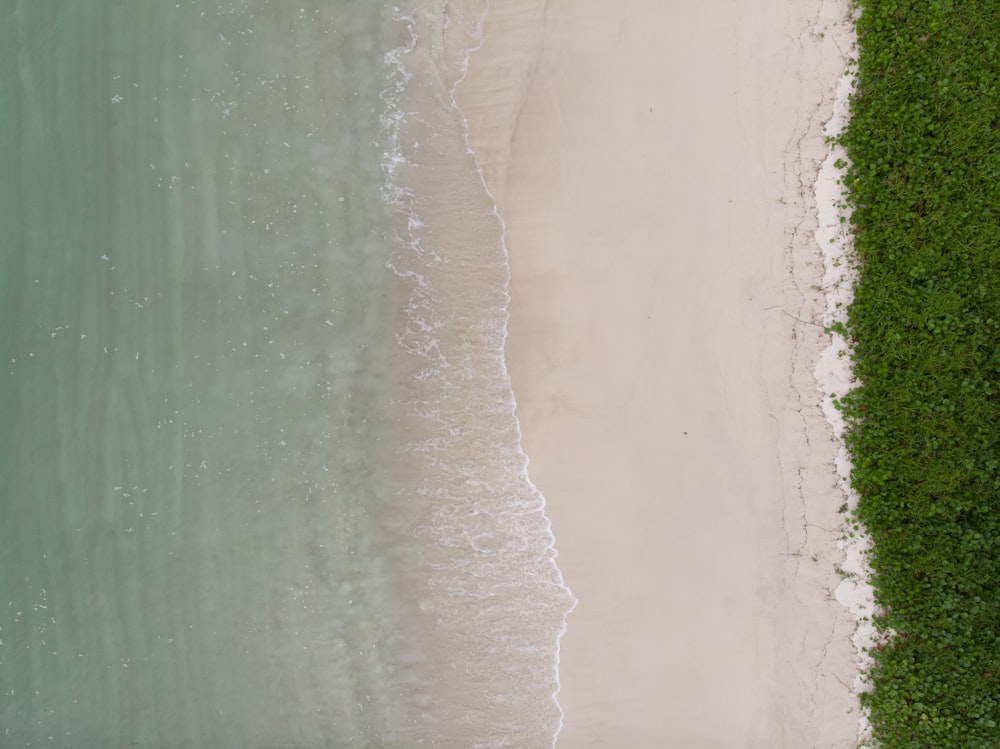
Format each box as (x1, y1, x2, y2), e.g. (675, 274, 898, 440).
(0, 2, 572, 746)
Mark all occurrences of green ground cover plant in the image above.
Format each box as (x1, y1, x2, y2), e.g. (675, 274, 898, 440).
(838, 0, 1000, 746)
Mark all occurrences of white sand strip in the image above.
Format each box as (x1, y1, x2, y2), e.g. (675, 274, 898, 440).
(459, 0, 867, 745)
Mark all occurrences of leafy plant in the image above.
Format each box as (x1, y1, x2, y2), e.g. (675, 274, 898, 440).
(837, 1, 1000, 746)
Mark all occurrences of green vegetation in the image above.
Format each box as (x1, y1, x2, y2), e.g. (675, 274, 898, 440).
(837, 0, 1000, 746)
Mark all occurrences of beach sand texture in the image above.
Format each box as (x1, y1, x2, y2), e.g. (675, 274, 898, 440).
(459, 0, 862, 746)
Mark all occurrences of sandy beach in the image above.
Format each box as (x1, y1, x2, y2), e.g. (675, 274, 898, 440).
(459, 0, 863, 746)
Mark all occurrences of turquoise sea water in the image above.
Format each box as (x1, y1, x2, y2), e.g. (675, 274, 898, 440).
(0, 2, 573, 747)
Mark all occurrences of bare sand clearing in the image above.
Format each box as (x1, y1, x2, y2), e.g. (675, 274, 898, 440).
(459, 0, 861, 746)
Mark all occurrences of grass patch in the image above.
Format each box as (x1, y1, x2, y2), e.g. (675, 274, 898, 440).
(837, 1, 1000, 746)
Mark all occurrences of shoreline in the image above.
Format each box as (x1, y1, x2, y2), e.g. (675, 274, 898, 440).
(459, 0, 862, 745)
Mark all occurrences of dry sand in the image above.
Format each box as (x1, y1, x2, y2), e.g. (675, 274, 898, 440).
(459, 1, 862, 746)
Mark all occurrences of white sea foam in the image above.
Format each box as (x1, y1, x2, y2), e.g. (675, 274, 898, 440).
(375, 3, 576, 746)
(444, 6, 577, 746)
